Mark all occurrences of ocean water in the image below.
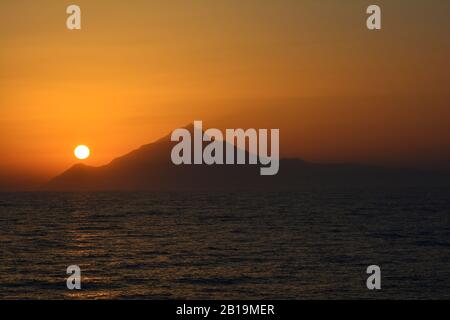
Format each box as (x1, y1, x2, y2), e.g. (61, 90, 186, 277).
(0, 189, 449, 299)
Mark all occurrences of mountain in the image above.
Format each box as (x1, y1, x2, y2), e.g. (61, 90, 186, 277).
(45, 124, 450, 191)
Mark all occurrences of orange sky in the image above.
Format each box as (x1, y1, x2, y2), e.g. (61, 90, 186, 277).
(1, 0, 450, 187)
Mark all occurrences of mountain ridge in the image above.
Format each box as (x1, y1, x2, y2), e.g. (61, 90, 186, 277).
(44, 124, 450, 191)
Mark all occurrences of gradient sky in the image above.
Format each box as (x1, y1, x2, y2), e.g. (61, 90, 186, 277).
(1, 0, 449, 188)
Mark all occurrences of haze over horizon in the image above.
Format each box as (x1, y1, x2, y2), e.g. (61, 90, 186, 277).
(1, 0, 450, 189)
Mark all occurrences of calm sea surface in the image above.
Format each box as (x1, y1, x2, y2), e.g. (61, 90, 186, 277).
(1, 189, 449, 299)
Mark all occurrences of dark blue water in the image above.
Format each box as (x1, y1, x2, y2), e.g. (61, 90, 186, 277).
(1, 189, 449, 299)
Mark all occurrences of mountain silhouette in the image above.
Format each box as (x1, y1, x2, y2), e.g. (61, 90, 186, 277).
(45, 124, 449, 191)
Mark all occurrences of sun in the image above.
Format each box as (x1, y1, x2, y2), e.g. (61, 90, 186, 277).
(74, 145, 90, 160)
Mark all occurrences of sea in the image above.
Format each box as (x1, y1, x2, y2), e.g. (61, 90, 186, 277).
(1, 188, 449, 299)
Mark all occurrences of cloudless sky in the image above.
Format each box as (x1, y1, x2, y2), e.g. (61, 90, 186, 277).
(1, 0, 449, 188)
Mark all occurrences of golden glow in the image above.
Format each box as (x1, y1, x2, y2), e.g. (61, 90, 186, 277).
(0, 0, 450, 186)
(74, 145, 90, 160)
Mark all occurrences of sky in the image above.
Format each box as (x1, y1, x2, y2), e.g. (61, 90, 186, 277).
(1, 0, 449, 189)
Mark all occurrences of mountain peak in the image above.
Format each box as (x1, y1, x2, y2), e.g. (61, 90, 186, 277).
(43, 126, 450, 191)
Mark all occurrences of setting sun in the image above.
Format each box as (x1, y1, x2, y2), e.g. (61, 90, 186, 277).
(74, 145, 90, 160)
